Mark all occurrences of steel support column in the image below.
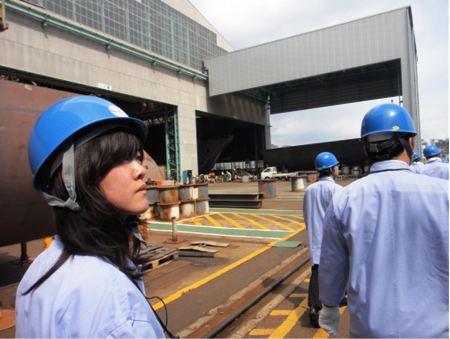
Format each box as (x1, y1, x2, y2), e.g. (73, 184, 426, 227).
(164, 107, 181, 182)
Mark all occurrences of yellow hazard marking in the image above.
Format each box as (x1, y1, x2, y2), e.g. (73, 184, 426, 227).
(195, 221, 202, 225)
(204, 214, 222, 227)
(217, 213, 246, 229)
(152, 227, 305, 310)
(188, 217, 204, 222)
(232, 213, 270, 230)
(290, 293, 307, 298)
(249, 328, 275, 335)
(268, 297, 309, 338)
(270, 310, 291, 316)
(313, 305, 347, 338)
(270, 215, 306, 226)
(289, 215, 305, 220)
(303, 279, 310, 283)
(250, 214, 294, 231)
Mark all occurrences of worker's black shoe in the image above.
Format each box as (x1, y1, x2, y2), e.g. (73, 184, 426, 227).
(339, 297, 348, 307)
(309, 305, 321, 328)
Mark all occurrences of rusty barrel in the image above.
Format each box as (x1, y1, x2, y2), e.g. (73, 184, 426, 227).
(178, 184, 194, 201)
(196, 198, 210, 215)
(258, 179, 277, 199)
(291, 175, 307, 192)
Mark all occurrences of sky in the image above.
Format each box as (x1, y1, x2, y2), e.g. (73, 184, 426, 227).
(188, 0, 449, 147)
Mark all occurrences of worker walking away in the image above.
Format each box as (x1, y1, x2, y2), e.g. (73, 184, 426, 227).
(421, 145, 449, 180)
(303, 152, 345, 328)
(318, 103, 449, 338)
(16, 96, 166, 338)
(409, 151, 424, 173)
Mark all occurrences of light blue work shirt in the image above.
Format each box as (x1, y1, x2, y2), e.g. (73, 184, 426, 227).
(319, 160, 449, 338)
(421, 157, 449, 180)
(303, 176, 342, 265)
(409, 161, 424, 174)
(16, 236, 165, 338)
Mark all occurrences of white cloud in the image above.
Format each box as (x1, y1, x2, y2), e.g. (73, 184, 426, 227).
(189, 0, 449, 143)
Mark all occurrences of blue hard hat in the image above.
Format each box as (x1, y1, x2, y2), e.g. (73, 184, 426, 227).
(28, 96, 148, 190)
(413, 151, 420, 160)
(423, 145, 441, 158)
(361, 104, 417, 139)
(442, 159, 449, 164)
(315, 152, 339, 170)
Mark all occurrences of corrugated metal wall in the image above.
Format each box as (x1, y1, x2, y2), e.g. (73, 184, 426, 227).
(204, 6, 420, 145)
(204, 7, 413, 97)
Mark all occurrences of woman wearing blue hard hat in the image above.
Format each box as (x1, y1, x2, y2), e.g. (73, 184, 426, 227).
(303, 152, 345, 328)
(318, 103, 449, 338)
(421, 145, 449, 180)
(16, 96, 167, 338)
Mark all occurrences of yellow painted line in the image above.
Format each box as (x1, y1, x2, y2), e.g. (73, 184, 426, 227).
(250, 214, 294, 231)
(204, 214, 223, 227)
(152, 227, 305, 310)
(177, 221, 183, 224)
(217, 213, 246, 229)
(188, 217, 205, 222)
(289, 215, 305, 220)
(195, 221, 202, 226)
(268, 296, 309, 338)
(249, 329, 275, 336)
(313, 306, 347, 338)
(270, 310, 291, 316)
(271, 214, 306, 226)
(304, 279, 310, 283)
(289, 293, 307, 298)
(232, 213, 270, 230)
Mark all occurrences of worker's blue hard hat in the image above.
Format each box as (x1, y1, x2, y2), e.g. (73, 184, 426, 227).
(315, 152, 339, 170)
(423, 145, 441, 158)
(360, 104, 417, 139)
(29, 96, 148, 190)
(442, 159, 449, 164)
(413, 151, 420, 160)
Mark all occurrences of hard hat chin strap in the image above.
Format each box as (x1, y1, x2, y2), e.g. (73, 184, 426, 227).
(42, 139, 82, 213)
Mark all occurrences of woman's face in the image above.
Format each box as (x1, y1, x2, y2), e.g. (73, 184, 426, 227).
(100, 156, 148, 217)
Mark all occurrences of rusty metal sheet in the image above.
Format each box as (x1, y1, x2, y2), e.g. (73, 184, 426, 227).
(261, 138, 367, 172)
(143, 151, 164, 182)
(0, 80, 80, 247)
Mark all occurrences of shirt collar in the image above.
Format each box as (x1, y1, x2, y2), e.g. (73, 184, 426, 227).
(370, 160, 411, 173)
(318, 176, 335, 183)
(426, 158, 442, 164)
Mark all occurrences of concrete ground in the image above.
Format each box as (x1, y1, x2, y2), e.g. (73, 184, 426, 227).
(0, 179, 354, 338)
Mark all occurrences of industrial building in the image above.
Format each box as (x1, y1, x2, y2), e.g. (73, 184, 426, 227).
(0, 0, 420, 246)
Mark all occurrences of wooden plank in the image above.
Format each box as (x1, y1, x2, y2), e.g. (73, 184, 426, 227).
(178, 246, 218, 253)
(190, 241, 229, 247)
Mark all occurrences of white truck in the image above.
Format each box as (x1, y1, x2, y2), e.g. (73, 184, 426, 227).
(260, 166, 300, 180)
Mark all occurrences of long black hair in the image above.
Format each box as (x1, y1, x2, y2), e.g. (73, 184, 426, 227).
(24, 128, 149, 294)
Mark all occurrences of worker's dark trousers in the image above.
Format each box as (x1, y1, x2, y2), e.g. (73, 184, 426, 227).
(308, 264, 322, 309)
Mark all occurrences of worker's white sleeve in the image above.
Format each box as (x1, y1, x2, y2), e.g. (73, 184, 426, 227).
(318, 197, 349, 306)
